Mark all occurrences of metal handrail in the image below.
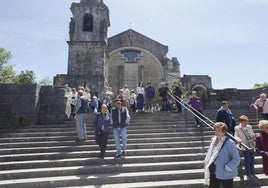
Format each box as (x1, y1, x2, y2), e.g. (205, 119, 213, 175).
(168, 92, 251, 150)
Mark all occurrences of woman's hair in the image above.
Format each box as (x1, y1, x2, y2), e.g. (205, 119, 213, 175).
(260, 93, 267, 98)
(258, 120, 268, 129)
(101, 104, 108, 108)
(213, 122, 228, 133)
(239, 115, 249, 122)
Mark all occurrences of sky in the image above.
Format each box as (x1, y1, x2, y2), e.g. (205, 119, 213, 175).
(0, 0, 268, 89)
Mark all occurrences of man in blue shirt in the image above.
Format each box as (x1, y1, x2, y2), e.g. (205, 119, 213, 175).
(216, 101, 236, 135)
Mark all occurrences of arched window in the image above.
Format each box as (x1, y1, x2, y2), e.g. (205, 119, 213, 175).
(121, 50, 140, 63)
(83, 14, 93, 32)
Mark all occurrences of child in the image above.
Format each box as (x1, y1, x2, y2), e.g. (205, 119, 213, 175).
(129, 90, 137, 112)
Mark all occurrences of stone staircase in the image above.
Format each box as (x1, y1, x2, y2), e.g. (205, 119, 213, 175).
(0, 110, 268, 188)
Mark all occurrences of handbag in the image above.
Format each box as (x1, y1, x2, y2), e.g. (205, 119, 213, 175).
(241, 127, 255, 149)
(209, 162, 216, 175)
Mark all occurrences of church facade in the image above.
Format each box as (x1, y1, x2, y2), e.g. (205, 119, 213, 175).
(0, 0, 264, 128)
(53, 0, 182, 95)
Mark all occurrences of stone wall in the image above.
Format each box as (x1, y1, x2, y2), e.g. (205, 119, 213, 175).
(0, 84, 70, 128)
(205, 87, 268, 110)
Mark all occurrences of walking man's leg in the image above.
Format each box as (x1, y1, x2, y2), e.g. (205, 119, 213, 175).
(113, 128, 121, 158)
(121, 127, 127, 155)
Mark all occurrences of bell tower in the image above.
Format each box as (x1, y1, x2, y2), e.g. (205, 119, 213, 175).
(66, 0, 110, 94)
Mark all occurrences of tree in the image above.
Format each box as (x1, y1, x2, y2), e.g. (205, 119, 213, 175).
(0, 47, 12, 67)
(253, 82, 268, 89)
(38, 77, 53, 85)
(0, 65, 17, 83)
(14, 70, 36, 84)
(0, 47, 37, 84)
(0, 47, 15, 83)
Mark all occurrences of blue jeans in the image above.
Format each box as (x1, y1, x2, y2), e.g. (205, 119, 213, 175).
(113, 127, 127, 155)
(137, 94, 144, 110)
(161, 96, 168, 111)
(243, 149, 255, 175)
(76, 113, 87, 139)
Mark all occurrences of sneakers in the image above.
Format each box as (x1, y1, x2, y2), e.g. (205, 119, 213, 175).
(246, 174, 258, 180)
(75, 138, 84, 144)
(122, 149, 127, 156)
(114, 149, 127, 159)
(114, 154, 121, 159)
(246, 175, 253, 180)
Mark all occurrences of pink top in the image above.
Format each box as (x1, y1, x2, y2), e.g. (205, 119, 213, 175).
(254, 98, 268, 113)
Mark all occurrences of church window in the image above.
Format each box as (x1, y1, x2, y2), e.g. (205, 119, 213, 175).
(83, 14, 93, 32)
(121, 50, 140, 63)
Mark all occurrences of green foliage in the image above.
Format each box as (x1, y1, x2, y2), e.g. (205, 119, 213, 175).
(253, 82, 268, 89)
(14, 70, 36, 84)
(0, 47, 36, 84)
(0, 65, 17, 83)
(38, 77, 53, 85)
(0, 47, 15, 83)
(0, 47, 12, 68)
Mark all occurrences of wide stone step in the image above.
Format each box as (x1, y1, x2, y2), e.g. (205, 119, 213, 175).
(0, 162, 265, 185)
(0, 123, 194, 133)
(0, 127, 209, 138)
(0, 136, 212, 149)
(0, 146, 210, 162)
(0, 169, 205, 188)
(1, 167, 267, 188)
(0, 131, 213, 143)
(56, 174, 268, 188)
(0, 160, 204, 180)
(0, 153, 208, 170)
(1, 109, 266, 188)
(0, 142, 210, 155)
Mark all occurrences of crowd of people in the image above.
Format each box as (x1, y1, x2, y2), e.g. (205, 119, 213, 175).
(66, 84, 268, 188)
(67, 81, 183, 117)
(204, 93, 268, 188)
(65, 82, 183, 159)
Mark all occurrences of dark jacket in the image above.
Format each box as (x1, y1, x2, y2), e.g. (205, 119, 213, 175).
(158, 87, 168, 97)
(93, 113, 111, 133)
(172, 86, 182, 97)
(145, 86, 155, 98)
(110, 107, 130, 128)
(216, 107, 236, 133)
(76, 96, 89, 114)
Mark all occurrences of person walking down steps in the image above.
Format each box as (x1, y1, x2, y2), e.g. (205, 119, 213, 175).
(110, 99, 130, 158)
(93, 104, 111, 159)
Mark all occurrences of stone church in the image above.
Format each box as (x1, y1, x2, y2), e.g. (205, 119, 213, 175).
(53, 0, 183, 95)
(0, 0, 265, 128)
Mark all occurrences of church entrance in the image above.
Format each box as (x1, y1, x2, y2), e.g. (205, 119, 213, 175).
(124, 63, 139, 90)
(121, 50, 141, 90)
